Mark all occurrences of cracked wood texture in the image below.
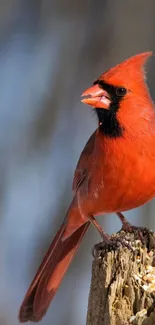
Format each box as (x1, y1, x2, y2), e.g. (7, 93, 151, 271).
(86, 230, 155, 325)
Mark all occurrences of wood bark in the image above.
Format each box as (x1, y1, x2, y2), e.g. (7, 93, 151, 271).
(86, 230, 155, 325)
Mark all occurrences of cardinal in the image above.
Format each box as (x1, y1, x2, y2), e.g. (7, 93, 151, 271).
(19, 51, 155, 322)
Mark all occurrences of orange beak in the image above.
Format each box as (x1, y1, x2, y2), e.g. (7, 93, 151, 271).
(81, 84, 110, 109)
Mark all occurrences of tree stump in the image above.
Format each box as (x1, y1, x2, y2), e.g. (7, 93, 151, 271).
(86, 230, 155, 325)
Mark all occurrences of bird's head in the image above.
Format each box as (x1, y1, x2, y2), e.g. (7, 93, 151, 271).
(81, 52, 153, 137)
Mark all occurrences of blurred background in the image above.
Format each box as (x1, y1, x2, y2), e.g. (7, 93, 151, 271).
(0, 1, 155, 324)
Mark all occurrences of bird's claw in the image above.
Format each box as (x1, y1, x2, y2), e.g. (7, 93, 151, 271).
(92, 236, 133, 258)
(121, 223, 152, 245)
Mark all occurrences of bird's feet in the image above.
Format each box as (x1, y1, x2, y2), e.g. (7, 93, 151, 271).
(116, 212, 152, 244)
(89, 213, 153, 258)
(92, 234, 133, 258)
(121, 221, 152, 244)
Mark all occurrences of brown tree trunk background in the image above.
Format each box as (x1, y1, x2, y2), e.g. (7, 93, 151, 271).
(87, 231, 155, 325)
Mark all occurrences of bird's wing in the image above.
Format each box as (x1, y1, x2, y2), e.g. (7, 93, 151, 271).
(72, 130, 96, 192)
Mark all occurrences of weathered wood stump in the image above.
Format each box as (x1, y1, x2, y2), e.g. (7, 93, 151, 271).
(87, 230, 155, 325)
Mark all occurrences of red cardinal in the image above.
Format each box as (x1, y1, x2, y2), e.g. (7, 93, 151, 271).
(19, 51, 155, 322)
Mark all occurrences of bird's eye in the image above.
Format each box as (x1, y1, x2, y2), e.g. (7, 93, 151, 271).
(116, 87, 127, 96)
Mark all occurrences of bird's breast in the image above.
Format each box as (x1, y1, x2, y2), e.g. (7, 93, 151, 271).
(82, 134, 155, 214)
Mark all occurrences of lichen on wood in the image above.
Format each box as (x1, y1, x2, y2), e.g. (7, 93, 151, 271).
(86, 230, 155, 325)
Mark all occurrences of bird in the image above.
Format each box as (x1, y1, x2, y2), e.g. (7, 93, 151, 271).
(19, 51, 155, 322)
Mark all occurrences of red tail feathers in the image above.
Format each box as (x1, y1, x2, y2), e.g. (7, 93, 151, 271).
(19, 219, 89, 322)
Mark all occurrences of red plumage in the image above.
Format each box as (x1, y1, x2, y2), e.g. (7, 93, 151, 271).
(19, 52, 155, 322)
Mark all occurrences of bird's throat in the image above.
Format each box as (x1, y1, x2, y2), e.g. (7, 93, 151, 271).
(94, 80, 125, 138)
(96, 108, 123, 138)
